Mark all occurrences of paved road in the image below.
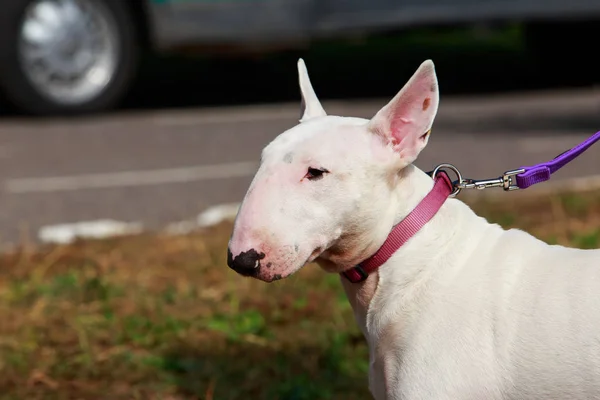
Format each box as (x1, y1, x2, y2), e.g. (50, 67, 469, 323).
(1, 88, 600, 245)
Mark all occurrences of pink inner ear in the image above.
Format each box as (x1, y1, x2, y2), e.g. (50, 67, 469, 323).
(389, 88, 434, 141)
(371, 62, 438, 160)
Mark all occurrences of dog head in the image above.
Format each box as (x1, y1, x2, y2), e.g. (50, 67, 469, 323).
(227, 59, 439, 282)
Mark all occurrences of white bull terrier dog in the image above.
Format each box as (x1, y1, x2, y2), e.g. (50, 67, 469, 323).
(227, 59, 600, 400)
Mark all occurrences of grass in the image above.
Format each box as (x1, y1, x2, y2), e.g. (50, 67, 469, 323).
(1, 188, 599, 399)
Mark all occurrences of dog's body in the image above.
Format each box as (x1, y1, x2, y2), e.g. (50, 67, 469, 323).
(342, 165, 600, 400)
(227, 59, 600, 399)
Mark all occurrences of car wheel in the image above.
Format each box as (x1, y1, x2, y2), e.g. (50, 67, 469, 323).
(0, 0, 139, 116)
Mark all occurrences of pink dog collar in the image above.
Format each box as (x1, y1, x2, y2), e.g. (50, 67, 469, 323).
(341, 171, 454, 283)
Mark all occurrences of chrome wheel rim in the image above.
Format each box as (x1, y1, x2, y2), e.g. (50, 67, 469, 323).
(18, 0, 119, 105)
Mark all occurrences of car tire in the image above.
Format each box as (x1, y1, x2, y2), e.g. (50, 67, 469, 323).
(0, 0, 140, 116)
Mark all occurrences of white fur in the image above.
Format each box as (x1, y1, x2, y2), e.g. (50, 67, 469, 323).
(228, 59, 600, 399)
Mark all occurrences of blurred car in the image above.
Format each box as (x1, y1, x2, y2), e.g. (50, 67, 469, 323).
(0, 0, 598, 116)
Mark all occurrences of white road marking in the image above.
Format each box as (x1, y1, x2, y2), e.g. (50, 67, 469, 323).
(164, 203, 241, 235)
(5, 161, 259, 193)
(36, 204, 242, 245)
(196, 202, 240, 228)
(38, 219, 144, 244)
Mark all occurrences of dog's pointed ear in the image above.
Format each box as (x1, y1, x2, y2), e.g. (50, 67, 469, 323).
(368, 60, 439, 164)
(297, 59, 327, 122)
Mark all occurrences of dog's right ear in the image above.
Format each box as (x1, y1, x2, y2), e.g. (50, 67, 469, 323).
(297, 59, 327, 123)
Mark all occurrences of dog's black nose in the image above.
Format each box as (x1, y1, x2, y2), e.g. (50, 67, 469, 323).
(227, 248, 265, 276)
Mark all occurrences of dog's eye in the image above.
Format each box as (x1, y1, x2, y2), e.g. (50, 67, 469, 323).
(305, 167, 329, 181)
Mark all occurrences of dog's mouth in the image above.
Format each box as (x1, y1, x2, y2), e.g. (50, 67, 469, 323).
(253, 266, 297, 283)
(229, 242, 329, 283)
(250, 247, 325, 283)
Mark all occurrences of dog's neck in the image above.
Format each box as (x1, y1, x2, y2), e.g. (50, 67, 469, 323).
(317, 164, 436, 271)
(338, 164, 482, 331)
(390, 164, 437, 224)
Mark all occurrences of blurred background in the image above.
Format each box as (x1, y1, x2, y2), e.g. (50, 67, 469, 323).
(1, 0, 600, 114)
(1, 1, 600, 399)
(0, 0, 599, 244)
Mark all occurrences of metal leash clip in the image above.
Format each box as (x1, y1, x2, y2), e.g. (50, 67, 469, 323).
(429, 164, 525, 197)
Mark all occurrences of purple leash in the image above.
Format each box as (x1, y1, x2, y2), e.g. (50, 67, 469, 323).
(430, 130, 600, 196)
(516, 130, 600, 189)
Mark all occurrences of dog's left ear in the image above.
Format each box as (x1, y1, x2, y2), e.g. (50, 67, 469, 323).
(368, 60, 439, 164)
(297, 59, 327, 122)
